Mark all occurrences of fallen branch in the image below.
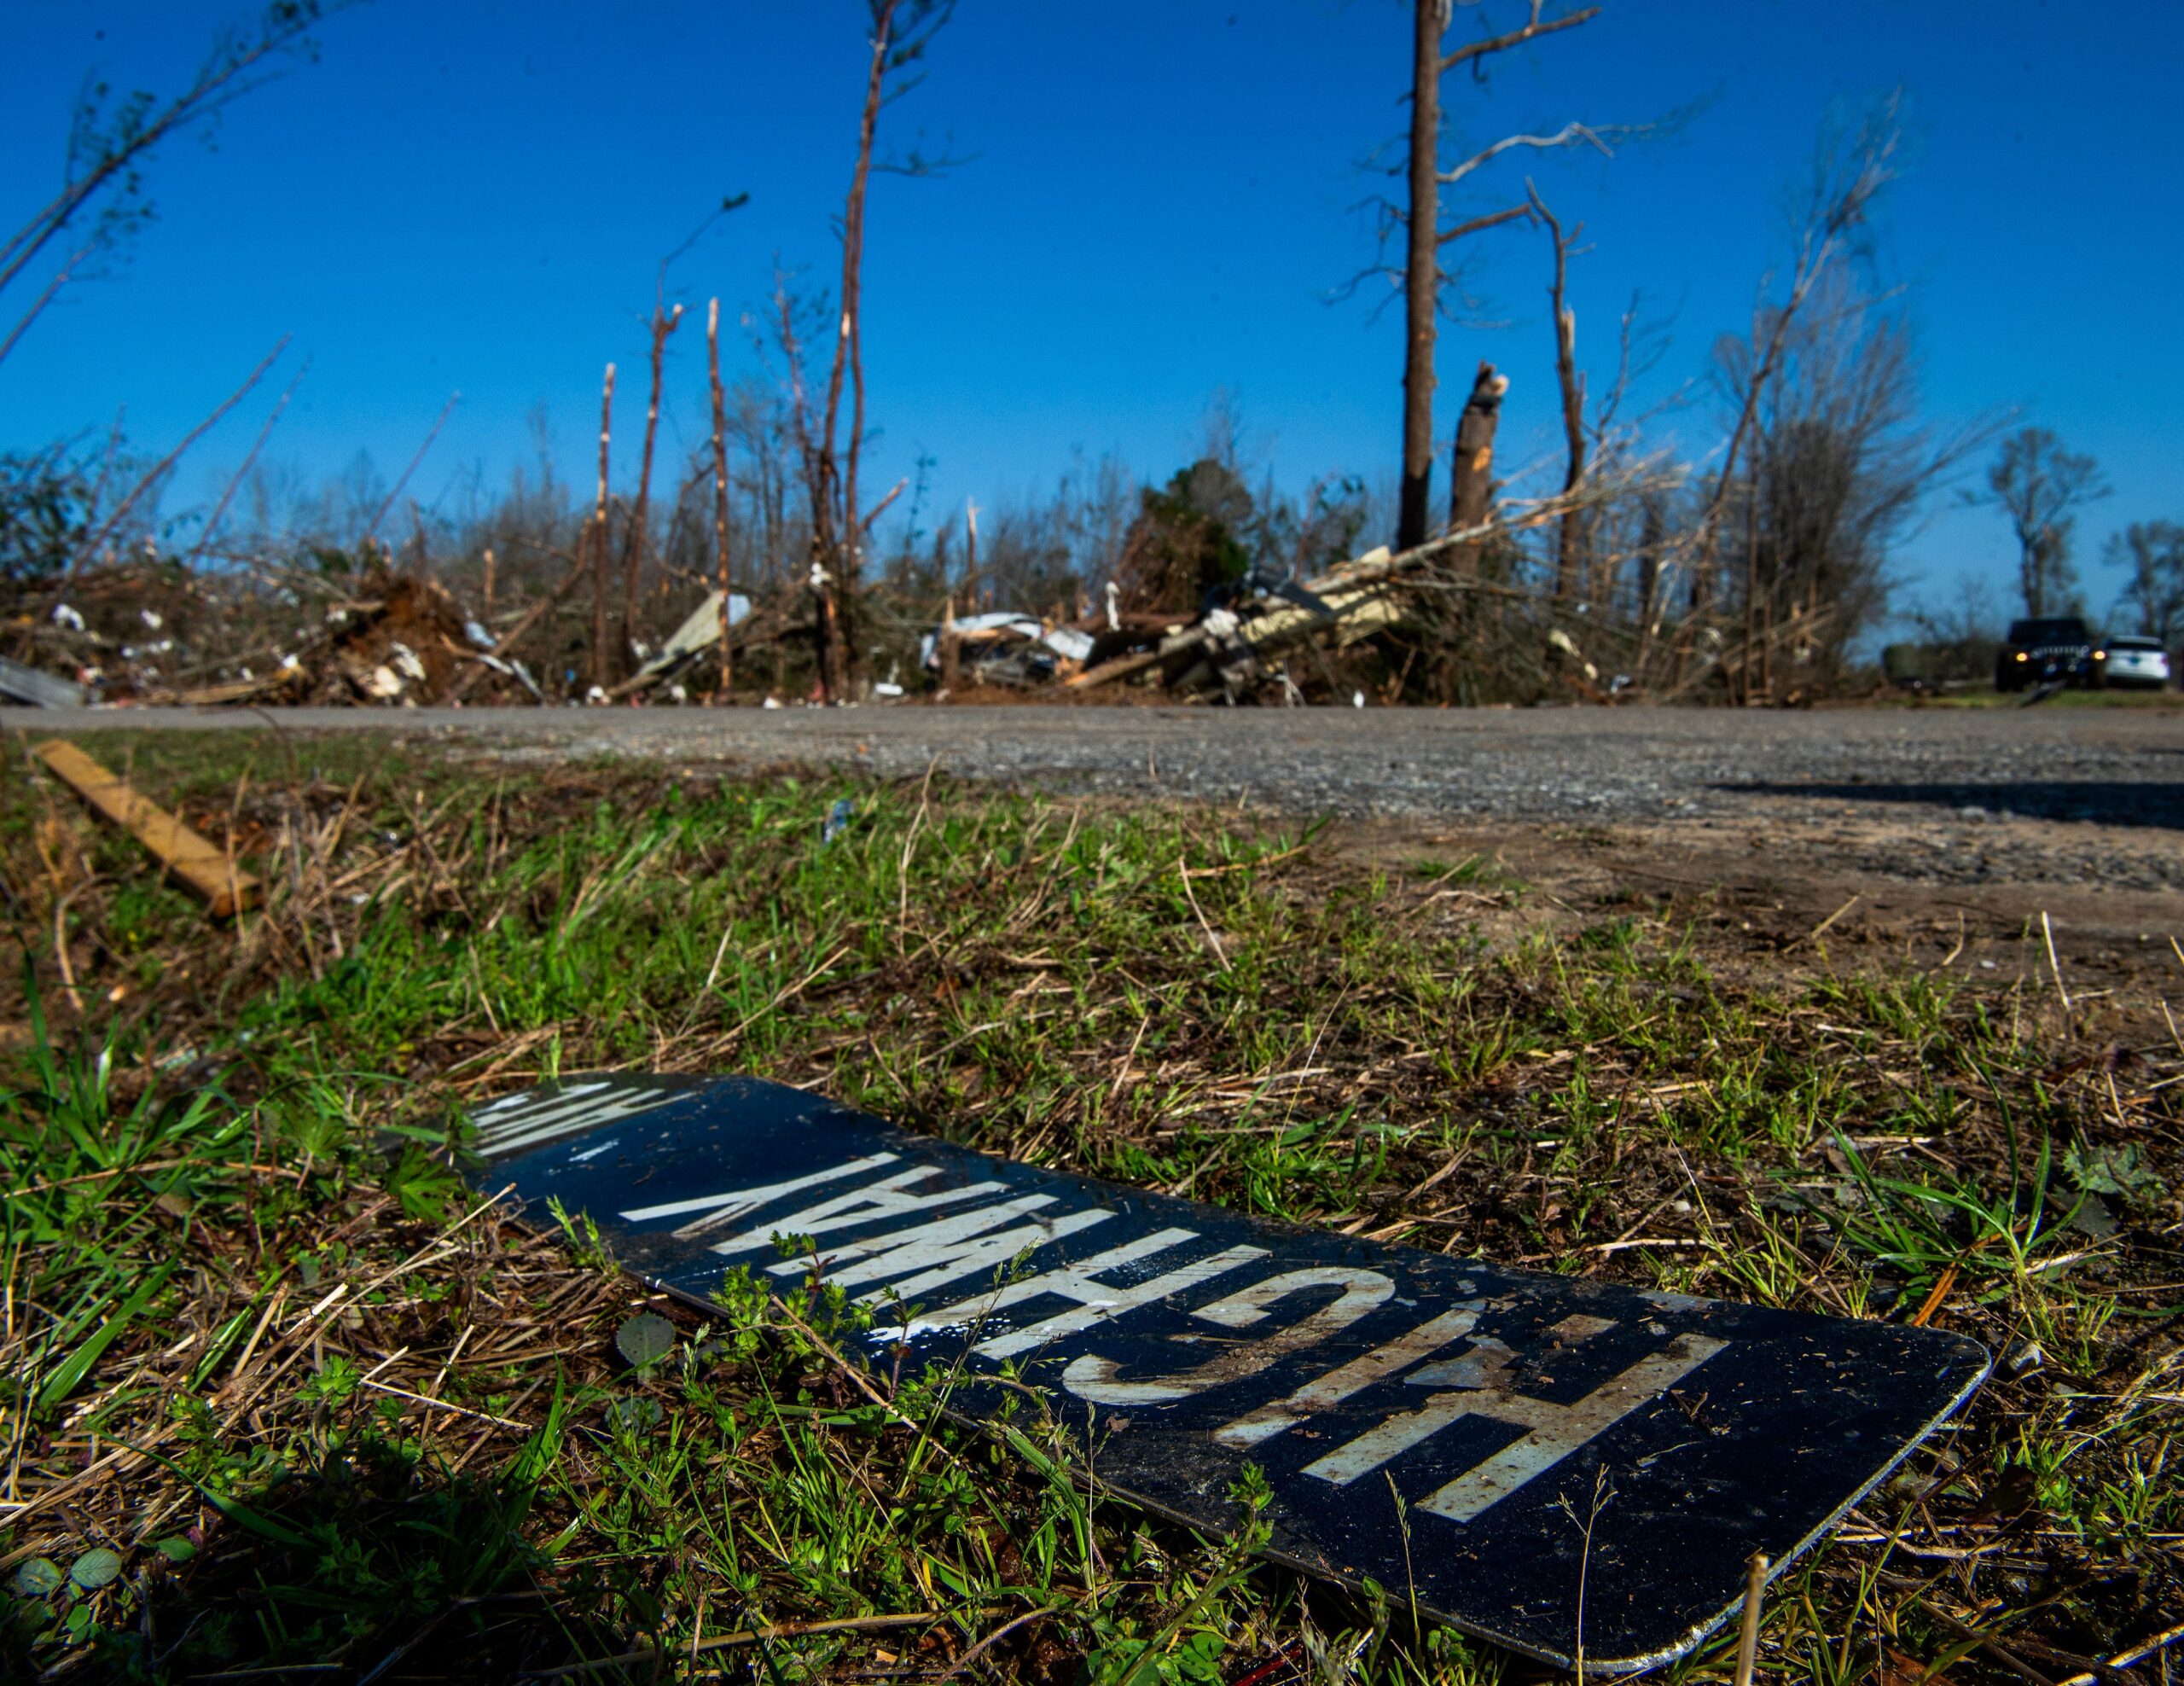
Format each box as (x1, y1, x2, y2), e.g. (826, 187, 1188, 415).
(1068, 503, 1560, 693)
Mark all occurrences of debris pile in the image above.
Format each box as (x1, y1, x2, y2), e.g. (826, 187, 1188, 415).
(299, 573, 509, 706)
(924, 608, 1095, 689)
(2, 557, 547, 709)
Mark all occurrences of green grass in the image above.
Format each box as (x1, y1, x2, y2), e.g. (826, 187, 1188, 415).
(0, 730, 2177, 1683)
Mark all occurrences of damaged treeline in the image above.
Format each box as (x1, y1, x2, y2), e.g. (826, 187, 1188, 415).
(0, 20, 1968, 711)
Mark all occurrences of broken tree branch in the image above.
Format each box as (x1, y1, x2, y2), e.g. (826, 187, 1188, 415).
(186, 357, 308, 569)
(44, 335, 290, 622)
(1436, 201, 1534, 247)
(1438, 121, 1612, 189)
(1438, 3, 1601, 76)
(363, 390, 460, 544)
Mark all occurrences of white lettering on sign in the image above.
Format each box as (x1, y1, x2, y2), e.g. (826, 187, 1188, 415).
(704, 1165, 1009, 1257)
(1303, 1331, 1727, 1521)
(620, 1154, 899, 1232)
(603, 1141, 1724, 1526)
(473, 1082, 681, 1159)
(766, 1195, 1117, 1303)
(1064, 1267, 1393, 1405)
(885, 1230, 1269, 1358)
(1212, 1304, 1484, 1450)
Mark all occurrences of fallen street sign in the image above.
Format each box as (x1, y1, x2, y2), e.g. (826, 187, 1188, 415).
(468, 1076, 1989, 1674)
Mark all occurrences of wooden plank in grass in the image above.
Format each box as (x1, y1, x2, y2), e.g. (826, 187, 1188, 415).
(32, 740, 258, 916)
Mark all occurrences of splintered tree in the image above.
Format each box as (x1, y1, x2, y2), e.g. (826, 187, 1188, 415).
(615, 300, 683, 683)
(792, 0, 956, 701)
(1978, 427, 2109, 619)
(708, 298, 734, 697)
(1395, 0, 1604, 553)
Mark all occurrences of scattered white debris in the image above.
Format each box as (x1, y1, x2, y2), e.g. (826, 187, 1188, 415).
(390, 642, 427, 683)
(51, 604, 85, 632)
(1547, 627, 1599, 682)
(141, 608, 164, 631)
(1352, 689, 1366, 708)
(873, 681, 904, 698)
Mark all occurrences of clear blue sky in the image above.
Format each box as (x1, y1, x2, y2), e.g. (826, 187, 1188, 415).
(3, 1, 2178, 621)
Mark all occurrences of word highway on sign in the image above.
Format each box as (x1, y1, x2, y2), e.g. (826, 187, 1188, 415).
(468, 1076, 1989, 1673)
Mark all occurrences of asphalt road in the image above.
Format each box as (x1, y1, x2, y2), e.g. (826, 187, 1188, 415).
(6, 701, 2178, 832)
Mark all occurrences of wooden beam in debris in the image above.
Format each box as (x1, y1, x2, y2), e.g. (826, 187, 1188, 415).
(32, 740, 258, 916)
(1168, 578, 1409, 695)
(1068, 509, 1534, 693)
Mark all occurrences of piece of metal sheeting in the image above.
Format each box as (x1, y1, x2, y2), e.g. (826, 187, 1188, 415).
(468, 1075, 1989, 1674)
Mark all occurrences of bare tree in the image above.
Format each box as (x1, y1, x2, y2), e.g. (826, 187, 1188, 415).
(794, 0, 957, 700)
(1681, 94, 1903, 624)
(1394, 0, 1603, 552)
(0, 3, 341, 365)
(618, 301, 684, 678)
(1525, 183, 1588, 597)
(1715, 270, 1995, 691)
(1976, 427, 2109, 619)
(2106, 520, 2184, 647)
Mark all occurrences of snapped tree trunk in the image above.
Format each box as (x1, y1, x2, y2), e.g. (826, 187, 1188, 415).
(708, 297, 733, 701)
(619, 304, 682, 685)
(1449, 361, 1506, 538)
(590, 362, 616, 695)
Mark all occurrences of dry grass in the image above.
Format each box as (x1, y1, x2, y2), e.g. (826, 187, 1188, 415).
(0, 730, 2177, 1684)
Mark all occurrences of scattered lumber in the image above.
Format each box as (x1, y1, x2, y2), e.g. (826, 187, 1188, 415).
(32, 740, 258, 916)
(1067, 509, 1542, 696)
(0, 654, 85, 709)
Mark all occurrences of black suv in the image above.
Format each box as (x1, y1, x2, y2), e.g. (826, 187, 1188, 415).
(1995, 616, 2096, 692)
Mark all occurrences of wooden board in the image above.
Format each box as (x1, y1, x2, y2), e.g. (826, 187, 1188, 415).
(32, 740, 258, 916)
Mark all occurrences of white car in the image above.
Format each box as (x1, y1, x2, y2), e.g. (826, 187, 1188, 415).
(2099, 635, 2173, 689)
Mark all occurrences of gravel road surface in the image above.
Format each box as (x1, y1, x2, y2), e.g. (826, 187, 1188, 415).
(9, 701, 2179, 888)
(8, 702, 2176, 819)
